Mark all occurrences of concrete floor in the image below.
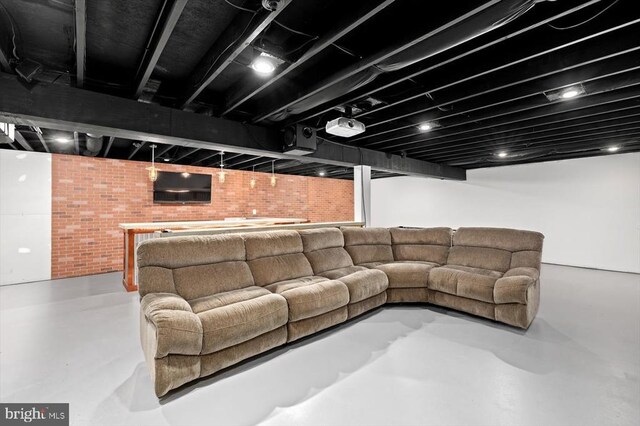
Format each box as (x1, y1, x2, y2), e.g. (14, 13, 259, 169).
(0, 264, 638, 426)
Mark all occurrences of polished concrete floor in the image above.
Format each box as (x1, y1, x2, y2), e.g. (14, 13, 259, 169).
(1, 264, 638, 426)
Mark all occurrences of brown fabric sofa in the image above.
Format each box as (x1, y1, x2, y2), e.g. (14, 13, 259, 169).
(138, 226, 543, 397)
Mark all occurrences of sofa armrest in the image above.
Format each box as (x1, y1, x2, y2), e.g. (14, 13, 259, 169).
(141, 293, 203, 357)
(494, 268, 539, 304)
(503, 267, 540, 280)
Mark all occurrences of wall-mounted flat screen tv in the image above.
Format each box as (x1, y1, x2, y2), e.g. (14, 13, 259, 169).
(153, 171, 211, 204)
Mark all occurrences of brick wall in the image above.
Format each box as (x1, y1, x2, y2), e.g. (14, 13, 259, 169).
(51, 154, 354, 279)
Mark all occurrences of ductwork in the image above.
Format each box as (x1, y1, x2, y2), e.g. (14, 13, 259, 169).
(268, 0, 544, 122)
(83, 133, 103, 157)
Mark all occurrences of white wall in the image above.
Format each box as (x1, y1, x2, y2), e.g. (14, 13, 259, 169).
(371, 153, 640, 273)
(0, 149, 52, 285)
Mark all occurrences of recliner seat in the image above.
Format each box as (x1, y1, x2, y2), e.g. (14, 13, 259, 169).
(299, 228, 389, 319)
(138, 226, 544, 397)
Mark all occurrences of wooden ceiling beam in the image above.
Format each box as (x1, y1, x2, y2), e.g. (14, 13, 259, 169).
(0, 73, 466, 179)
(13, 130, 33, 151)
(103, 136, 115, 157)
(133, 0, 189, 98)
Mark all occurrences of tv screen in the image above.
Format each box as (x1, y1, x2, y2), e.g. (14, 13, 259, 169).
(153, 171, 212, 204)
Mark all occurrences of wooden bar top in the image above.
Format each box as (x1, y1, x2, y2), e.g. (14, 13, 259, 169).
(119, 217, 308, 231)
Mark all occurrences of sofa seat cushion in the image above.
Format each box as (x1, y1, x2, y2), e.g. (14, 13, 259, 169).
(441, 264, 503, 278)
(395, 260, 440, 266)
(319, 265, 368, 280)
(336, 269, 389, 303)
(266, 279, 350, 322)
(358, 261, 390, 269)
(189, 286, 272, 314)
(374, 262, 434, 288)
(428, 266, 501, 303)
(198, 293, 288, 354)
(264, 276, 329, 293)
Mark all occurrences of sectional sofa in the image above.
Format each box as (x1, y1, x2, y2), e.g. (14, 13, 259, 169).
(138, 226, 543, 397)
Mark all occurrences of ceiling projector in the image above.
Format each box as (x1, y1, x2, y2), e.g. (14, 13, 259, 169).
(325, 117, 366, 137)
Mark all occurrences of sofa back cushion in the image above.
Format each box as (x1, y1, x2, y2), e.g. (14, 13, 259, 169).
(450, 227, 544, 272)
(342, 227, 394, 265)
(390, 227, 452, 264)
(137, 234, 252, 299)
(299, 228, 353, 274)
(244, 230, 314, 286)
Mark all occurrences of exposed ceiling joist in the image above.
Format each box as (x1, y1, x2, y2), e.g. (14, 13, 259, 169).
(103, 136, 115, 157)
(410, 113, 640, 157)
(403, 86, 640, 156)
(399, 104, 640, 154)
(134, 0, 189, 98)
(250, 0, 541, 123)
(351, 25, 640, 143)
(0, 73, 465, 179)
(416, 114, 640, 159)
(226, 155, 266, 169)
(449, 137, 640, 167)
(237, 157, 276, 170)
(0, 43, 10, 72)
(292, 0, 605, 126)
(191, 150, 221, 165)
(154, 144, 174, 159)
(432, 126, 640, 163)
(13, 130, 33, 151)
(33, 128, 49, 153)
(380, 96, 640, 153)
(221, 0, 398, 116)
(128, 141, 146, 160)
(74, 0, 86, 88)
(178, 0, 293, 108)
(172, 147, 200, 162)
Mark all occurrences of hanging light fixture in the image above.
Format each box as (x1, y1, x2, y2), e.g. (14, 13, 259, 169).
(147, 144, 158, 182)
(218, 152, 227, 183)
(270, 160, 277, 187)
(250, 165, 257, 189)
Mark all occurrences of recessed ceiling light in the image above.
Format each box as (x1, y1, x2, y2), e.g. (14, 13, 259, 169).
(18, 247, 31, 254)
(55, 137, 71, 143)
(163, 158, 171, 162)
(250, 53, 279, 75)
(181, 172, 190, 178)
(418, 123, 432, 131)
(607, 146, 620, 152)
(318, 170, 326, 176)
(561, 89, 579, 99)
(544, 84, 586, 101)
(497, 151, 508, 158)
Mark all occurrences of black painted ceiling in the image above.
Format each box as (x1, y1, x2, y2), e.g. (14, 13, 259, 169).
(0, 0, 638, 178)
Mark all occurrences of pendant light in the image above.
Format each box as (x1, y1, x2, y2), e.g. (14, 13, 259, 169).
(250, 165, 257, 189)
(270, 160, 277, 187)
(147, 144, 158, 182)
(218, 152, 227, 183)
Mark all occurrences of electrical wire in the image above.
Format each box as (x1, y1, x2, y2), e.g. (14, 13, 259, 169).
(223, 0, 256, 14)
(285, 36, 319, 56)
(0, 0, 20, 60)
(224, 0, 359, 58)
(192, 8, 259, 88)
(547, 0, 619, 30)
(272, 19, 315, 38)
